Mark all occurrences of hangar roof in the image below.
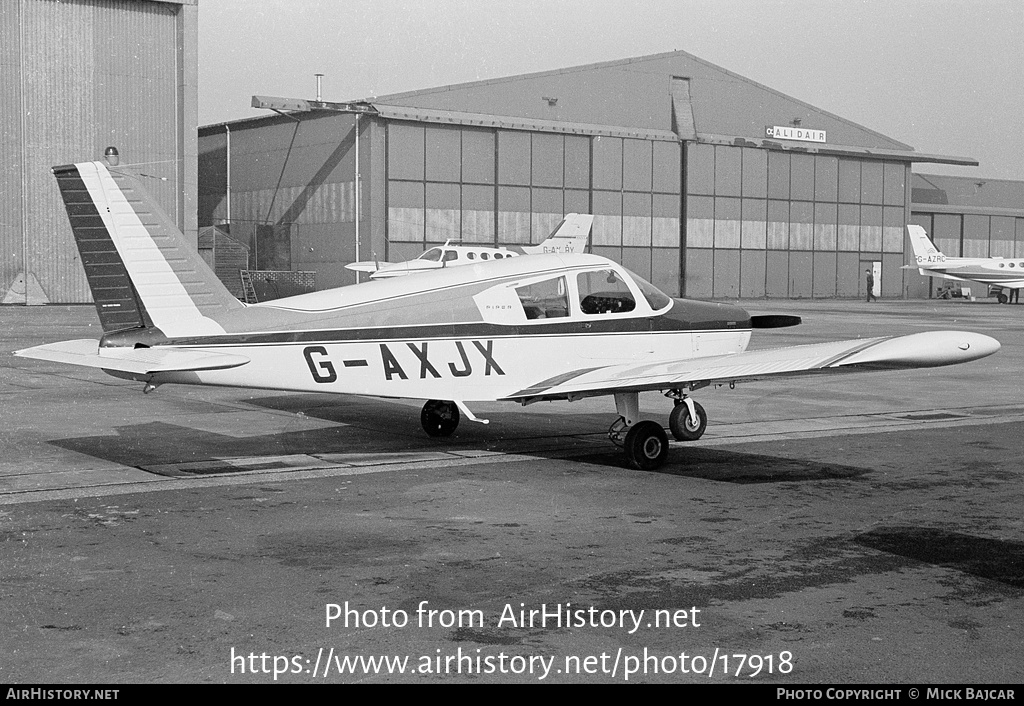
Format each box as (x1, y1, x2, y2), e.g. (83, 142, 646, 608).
(373, 50, 974, 166)
(912, 173, 1024, 215)
(205, 49, 975, 166)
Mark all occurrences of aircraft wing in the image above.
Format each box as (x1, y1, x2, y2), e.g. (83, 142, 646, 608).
(903, 265, 1024, 289)
(504, 331, 999, 401)
(14, 339, 250, 375)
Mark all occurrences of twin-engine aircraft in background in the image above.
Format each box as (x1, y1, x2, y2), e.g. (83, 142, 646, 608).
(346, 213, 593, 279)
(14, 160, 1000, 470)
(906, 224, 1024, 303)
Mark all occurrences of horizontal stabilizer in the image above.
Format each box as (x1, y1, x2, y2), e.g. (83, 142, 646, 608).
(15, 340, 250, 375)
(345, 260, 389, 273)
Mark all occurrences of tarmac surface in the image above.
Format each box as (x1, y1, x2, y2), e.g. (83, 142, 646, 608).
(1, 298, 1022, 684)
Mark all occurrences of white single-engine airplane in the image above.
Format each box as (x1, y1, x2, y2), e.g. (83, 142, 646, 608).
(906, 224, 1024, 303)
(15, 160, 1001, 470)
(346, 214, 593, 279)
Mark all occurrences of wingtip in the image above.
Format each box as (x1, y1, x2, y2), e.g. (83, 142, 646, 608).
(839, 331, 1000, 369)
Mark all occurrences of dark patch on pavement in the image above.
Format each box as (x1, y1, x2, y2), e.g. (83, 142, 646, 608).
(449, 626, 524, 645)
(896, 412, 965, 421)
(854, 526, 1024, 591)
(576, 536, 917, 607)
(258, 530, 423, 570)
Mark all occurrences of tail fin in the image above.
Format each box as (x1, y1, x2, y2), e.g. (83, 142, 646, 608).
(522, 213, 593, 254)
(906, 225, 947, 264)
(53, 161, 243, 339)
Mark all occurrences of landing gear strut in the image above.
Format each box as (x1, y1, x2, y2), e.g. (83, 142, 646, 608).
(421, 399, 459, 437)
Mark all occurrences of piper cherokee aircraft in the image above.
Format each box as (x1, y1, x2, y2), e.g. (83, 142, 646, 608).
(14, 160, 1001, 470)
(906, 224, 1024, 303)
(345, 213, 593, 279)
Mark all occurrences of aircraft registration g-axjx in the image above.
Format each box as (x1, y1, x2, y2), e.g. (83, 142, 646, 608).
(906, 224, 1024, 303)
(14, 160, 1002, 470)
(345, 213, 593, 279)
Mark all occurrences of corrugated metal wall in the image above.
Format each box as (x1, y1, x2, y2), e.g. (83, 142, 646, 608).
(2, 0, 188, 304)
(384, 120, 683, 296)
(0, 2, 25, 302)
(684, 143, 909, 299)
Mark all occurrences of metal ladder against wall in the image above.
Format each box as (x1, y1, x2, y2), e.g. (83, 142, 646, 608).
(239, 270, 258, 303)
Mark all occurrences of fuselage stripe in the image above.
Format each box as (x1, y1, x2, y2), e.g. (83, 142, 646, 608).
(162, 327, 748, 350)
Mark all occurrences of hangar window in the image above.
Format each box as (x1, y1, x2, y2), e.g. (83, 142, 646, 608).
(516, 277, 569, 319)
(577, 269, 636, 315)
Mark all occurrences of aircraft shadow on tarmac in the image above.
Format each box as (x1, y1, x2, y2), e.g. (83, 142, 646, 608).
(50, 394, 868, 483)
(575, 447, 870, 484)
(855, 527, 1024, 591)
(51, 417, 871, 484)
(51, 420, 397, 470)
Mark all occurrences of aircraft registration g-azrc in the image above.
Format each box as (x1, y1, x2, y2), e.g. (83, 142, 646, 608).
(15, 159, 1002, 470)
(906, 224, 1024, 303)
(345, 213, 593, 279)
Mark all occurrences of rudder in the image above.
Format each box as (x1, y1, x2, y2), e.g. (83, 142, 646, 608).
(54, 161, 243, 339)
(906, 224, 945, 260)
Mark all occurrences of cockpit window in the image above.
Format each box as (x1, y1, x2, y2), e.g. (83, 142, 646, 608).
(443, 250, 458, 262)
(577, 270, 636, 315)
(515, 276, 569, 320)
(626, 270, 672, 310)
(418, 248, 443, 262)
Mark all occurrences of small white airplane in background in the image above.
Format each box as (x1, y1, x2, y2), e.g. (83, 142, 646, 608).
(346, 213, 593, 279)
(906, 224, 1024, 303)
(14, 160, 1000, 470)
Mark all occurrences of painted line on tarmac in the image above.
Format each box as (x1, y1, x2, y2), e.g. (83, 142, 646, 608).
(692, 406, 1024, 446)
(0, 447, 589, 506)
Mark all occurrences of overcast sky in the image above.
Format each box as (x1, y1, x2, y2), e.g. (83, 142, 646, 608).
(197, 0, 1023, 180)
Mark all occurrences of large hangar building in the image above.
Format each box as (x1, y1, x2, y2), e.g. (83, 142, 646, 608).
(1, 0, 198, 305)
(4, 10, 1022, 305)
(198, 50, 999, 300)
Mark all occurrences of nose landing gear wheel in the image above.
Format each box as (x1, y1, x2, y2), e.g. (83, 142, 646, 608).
(624, 420, 669, 470)
(421, 399, 460, 437)
(669, 400, 707, 441)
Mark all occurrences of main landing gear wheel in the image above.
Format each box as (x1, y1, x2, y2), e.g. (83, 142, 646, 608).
(421, 399, 460, 437)
(624, 420, 669, 471)
(998, 292, 1009, 304)
(669, 400, 707, 441)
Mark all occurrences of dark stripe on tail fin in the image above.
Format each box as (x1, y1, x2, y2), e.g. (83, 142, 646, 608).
(53, 164, 154, 334)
